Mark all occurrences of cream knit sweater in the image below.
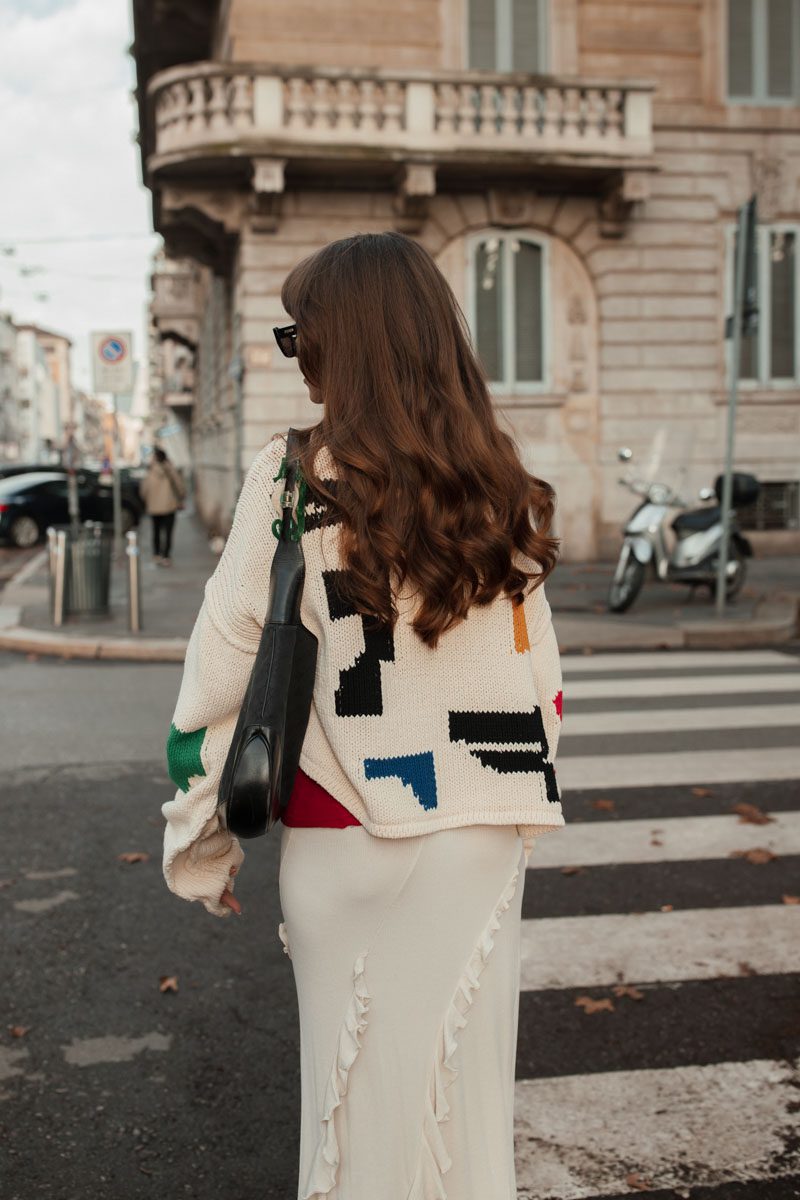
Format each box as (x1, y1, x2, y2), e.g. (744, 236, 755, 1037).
(163, 433, 565, 917)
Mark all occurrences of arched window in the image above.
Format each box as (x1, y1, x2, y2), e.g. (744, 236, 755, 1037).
(467, 232, 549, 392)
(468, 0, 548, 72)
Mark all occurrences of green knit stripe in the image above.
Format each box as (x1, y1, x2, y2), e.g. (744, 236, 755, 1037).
(167, 723, 207, 793)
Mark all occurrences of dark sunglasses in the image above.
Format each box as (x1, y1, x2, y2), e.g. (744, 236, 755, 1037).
(273, 324, 298, 358)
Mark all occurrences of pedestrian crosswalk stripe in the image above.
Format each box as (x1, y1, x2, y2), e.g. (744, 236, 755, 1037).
(558, 745, 800, 789)
(523, 853, 800, 918)
(563, 672, 799, 700)
(560, 649, 794, 674)
(561, 702, 800, 737)
(519, 904, 800, 990)
(514, 646, 800, 1197)
(527, 809, 800, 867)
(513, 1057, 800, 1198)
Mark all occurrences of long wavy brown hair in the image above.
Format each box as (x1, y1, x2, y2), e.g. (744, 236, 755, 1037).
(281, 231, 559, 649)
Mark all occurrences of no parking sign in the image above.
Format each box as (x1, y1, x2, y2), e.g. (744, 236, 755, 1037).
(91, 330, 133, 393)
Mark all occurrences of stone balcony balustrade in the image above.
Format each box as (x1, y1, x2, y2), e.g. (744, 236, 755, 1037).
(147, 63, 654, 171)
(143, 63, 656, 248)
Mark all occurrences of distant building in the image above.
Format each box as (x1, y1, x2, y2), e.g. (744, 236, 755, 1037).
(132, 0, 800, 555)
(0, 313, 20, 460)
(15, 326, 60, 461)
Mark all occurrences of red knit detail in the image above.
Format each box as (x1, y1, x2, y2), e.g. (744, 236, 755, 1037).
(282, 766, 362, 827)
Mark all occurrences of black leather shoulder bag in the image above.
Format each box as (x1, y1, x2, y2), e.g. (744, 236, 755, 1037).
(217, 427, 319, 838)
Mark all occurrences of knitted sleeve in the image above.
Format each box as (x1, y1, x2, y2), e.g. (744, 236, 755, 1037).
(516, 577, 564, 859)
(161, 435, 286, 917)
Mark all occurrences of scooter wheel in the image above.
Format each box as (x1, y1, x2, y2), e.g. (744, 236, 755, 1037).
(710, 549, 747, 602)
(608, 556, 645, 613)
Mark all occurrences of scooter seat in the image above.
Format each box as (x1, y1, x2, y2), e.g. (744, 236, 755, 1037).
(671, 505, 721, 534)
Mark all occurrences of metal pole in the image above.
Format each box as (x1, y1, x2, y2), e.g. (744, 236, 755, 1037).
(112, 393, 123, 560)
(716, 198, 750, 617)
(53, 528, 67, 627)
(126, 529, 142, 633)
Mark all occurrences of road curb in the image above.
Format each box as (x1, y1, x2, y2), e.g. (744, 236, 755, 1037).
(1, 607, 796, 662)
(0, 625, 188, 662)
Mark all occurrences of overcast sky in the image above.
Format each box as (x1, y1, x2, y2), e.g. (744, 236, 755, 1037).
(0, 0, 160, 392)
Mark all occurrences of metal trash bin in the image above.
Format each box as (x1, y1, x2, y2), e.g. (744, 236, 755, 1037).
(48, 522, 113, 620)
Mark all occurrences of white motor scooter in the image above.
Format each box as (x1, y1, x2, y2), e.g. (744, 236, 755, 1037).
(608, 446, 759, 613)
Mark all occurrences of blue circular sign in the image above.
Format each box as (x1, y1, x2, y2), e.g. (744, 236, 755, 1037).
(100, 336, 127, 364)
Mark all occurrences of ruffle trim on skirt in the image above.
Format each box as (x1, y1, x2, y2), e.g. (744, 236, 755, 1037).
(408, 860, 522, 1200)
(300, 949, 372, 1200)
(278, 921, 291, 958)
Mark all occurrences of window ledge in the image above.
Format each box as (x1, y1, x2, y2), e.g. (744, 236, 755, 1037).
(493, 389, 570, 407)
(713, 385, 800, 406)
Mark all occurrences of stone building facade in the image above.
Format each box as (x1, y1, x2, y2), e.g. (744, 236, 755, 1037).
(133, 0, 800, 556)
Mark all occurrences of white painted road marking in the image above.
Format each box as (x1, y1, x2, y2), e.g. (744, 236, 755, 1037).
(514, 1056, 800, 1198)
(520, 904, 800, 990)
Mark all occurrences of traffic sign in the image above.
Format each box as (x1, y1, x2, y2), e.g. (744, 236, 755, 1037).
(91, 330, 133, 394)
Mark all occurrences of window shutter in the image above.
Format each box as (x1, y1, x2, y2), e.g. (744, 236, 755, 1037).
(728, 0, 754, 96)
(767, 0, 795, 97)
(469, 0, 497, 70)
(770, 230, 796, 378)
(514, 240, 543, 382)
(475, 239, 505, 382)
(512, 0, 544, 72)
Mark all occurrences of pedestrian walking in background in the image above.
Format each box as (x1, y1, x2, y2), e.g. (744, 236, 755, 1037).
(162, 232, 566, 1200)
(139, 447, 186, 566)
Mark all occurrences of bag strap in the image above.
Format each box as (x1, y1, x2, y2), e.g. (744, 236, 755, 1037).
(272, 427, 308, 542)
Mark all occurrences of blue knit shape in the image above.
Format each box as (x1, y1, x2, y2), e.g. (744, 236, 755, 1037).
(364, 751, 438, 811)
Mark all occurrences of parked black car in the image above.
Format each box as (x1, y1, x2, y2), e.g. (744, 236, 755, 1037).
(0, 471, 142, 548)
(0, 463, 145, 523)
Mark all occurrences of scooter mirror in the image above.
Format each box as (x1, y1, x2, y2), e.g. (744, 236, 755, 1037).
(617, 447, 633, 462)
(698, 486, 715, 501)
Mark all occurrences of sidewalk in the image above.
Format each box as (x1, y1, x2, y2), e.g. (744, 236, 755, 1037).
(0, 513, 217, 661)
(0, 514, 797, 660)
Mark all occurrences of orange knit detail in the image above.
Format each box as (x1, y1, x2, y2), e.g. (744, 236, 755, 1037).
(512, 599, 530, 654)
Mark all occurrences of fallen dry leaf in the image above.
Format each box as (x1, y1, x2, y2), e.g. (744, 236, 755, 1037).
(732, 802, 774, 826)
(575, 995, 615, 1014)
(626, 1171, 654, 1191)
(118, 852, 150, 865)
(8, 1025, 31, 1038)
(729, 847, 777, 864)
(560, 865, 586, 876)
(612, 984, 645, 1001)
(691, 786, 714, 798)
(592, 798, 615, 811)
(738, 961, 759, 976)
(660, 904, 674, 912)
(782, 894, 800, 905)
(158, 975, 179, 994)
(650, 837, 663, 847)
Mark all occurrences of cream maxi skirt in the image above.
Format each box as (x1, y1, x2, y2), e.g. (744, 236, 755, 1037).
(277, 821, 529, 1200)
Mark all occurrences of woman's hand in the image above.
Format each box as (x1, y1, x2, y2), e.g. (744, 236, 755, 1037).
(220, 864, 242, 915)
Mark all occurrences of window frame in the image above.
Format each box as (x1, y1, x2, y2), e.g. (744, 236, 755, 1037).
(466, 229, 551, 395)
(726, 0, 800, 105)
(466, 0, 550, 73)
(723, 220, 800, 388)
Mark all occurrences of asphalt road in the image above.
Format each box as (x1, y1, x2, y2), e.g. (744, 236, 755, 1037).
(1, 653, 301, 1200)
(1, 646, 799, 1200)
